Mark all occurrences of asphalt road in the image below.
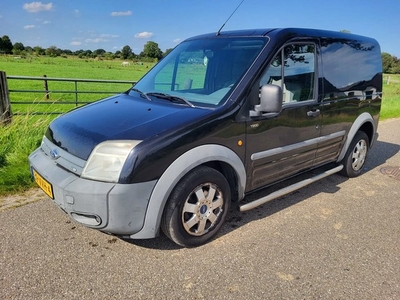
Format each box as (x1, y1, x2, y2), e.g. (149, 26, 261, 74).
(1, 119, 400, 299)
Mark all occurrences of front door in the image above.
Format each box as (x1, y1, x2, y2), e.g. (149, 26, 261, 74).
(245, 42, 322, 192)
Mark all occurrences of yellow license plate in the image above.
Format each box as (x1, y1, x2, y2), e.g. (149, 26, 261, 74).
(33, 169, 54, 199)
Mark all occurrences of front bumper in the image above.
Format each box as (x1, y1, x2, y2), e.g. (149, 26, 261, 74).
(29, 147, 157, 236)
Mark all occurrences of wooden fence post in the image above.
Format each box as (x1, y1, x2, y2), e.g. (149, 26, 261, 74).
(0, 71, 12, 125)
(43, 74, 49, 99)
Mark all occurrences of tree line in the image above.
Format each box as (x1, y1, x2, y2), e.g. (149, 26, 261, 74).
(0, 35, 173, 62)
(382, 52, 400, 74)
(1, 34, 400, 73)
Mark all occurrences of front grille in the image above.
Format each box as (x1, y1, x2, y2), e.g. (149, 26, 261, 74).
(41, 136, 86, 176)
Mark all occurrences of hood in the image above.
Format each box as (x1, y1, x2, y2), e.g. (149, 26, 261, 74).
(46, 93, 210, 160)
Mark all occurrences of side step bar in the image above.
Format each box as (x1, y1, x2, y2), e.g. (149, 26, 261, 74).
(239, 165, 344, 212)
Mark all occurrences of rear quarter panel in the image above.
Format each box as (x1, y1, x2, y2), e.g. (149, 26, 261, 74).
(317, 35, 382, 164)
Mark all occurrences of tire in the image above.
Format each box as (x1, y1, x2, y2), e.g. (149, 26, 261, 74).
(340, 131, 370, 178)
(161, 166, 231, 247)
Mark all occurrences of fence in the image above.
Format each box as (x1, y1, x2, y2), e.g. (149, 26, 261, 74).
(0, 71, 11, 124)
(0, 71, 136, 124)
(384, 75, 400, 84)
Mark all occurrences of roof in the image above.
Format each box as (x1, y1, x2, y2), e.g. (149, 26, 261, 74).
(184, 28, 378, 45)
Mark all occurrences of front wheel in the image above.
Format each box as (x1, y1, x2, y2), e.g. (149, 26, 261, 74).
(161, 166, 231, 247)
(340, 131, 370, 178)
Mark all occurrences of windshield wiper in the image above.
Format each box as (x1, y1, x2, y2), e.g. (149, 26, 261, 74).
(131, 88, 152, 101)
(146, 92, 195, 107)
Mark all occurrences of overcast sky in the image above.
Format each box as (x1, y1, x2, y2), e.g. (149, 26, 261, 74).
(1, 0, 399, 56)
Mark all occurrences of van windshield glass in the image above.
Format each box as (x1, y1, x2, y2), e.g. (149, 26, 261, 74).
(131, 37, 267, 107)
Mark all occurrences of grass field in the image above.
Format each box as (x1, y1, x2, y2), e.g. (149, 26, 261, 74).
(2, 55, 154, 114)
(2, 55, 151, 79)
(382, 75, 400, 119)
(0, 56, 399, 196)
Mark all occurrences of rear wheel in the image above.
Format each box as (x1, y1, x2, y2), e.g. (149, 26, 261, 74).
(340, 131, 370, 178)
(161, 166, 231, 247)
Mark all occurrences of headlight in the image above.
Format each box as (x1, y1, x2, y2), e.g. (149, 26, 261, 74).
(81, 140, 142, 183)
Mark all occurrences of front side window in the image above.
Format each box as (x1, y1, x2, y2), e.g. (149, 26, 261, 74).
(260, 43, 316, 104)
(132, 37, 268, 107)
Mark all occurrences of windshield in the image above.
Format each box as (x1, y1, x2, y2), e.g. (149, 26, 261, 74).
(131, 37, 267, 107)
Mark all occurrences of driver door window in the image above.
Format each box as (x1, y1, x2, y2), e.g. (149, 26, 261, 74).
(260, 43, 316, 104)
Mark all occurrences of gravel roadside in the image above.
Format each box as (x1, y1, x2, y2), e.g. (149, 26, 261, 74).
(0, 188, 46, 212)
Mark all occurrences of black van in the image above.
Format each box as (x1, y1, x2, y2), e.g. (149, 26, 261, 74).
(29, 28, 382, 247)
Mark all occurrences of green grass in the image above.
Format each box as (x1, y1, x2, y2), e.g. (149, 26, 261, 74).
(2, 55, 151, 78)
(382, 74, 400, 119)
(2, 55, 154, 114)
(0, 55, 399, 196)
(0, 114, 54, 194)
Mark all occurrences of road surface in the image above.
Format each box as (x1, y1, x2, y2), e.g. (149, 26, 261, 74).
(1, 119, 399, 299)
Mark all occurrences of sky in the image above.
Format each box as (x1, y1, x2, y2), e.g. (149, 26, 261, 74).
(1, 0, 399, 57)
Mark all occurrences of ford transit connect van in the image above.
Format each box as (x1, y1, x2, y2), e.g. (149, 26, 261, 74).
(29, 28, 382, 247)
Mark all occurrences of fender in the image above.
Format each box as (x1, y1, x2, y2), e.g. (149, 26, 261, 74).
(337, 112, 378, 162)
(129, 144, 247, 239)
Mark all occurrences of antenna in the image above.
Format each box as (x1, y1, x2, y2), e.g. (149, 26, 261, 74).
(216, 0, 245, 36)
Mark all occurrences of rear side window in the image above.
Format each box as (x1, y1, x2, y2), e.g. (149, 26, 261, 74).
(320, 38, 382, 100)
(260, 43, 316, 104)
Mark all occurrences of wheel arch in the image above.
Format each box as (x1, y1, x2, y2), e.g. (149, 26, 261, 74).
(358, 121, 374, 146)
(202, 160, 241, 202)
(337, 112, 378, 162)
(129, 144, 246, 239)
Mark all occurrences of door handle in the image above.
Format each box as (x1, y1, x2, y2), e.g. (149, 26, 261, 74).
(307, 109, 320, 117)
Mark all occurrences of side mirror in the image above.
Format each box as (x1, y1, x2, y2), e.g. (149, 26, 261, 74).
(250, 84, 283, 117)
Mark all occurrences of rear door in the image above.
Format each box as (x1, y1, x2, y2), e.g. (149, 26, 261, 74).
(245, 42, 322, 191)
